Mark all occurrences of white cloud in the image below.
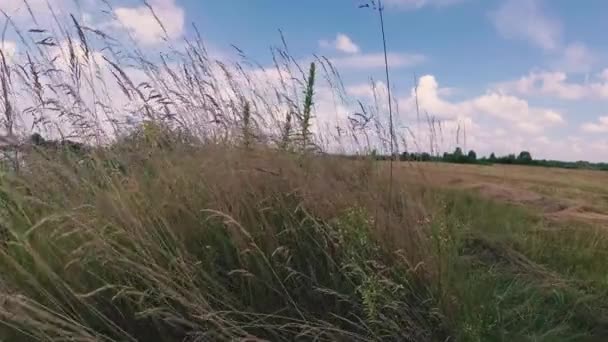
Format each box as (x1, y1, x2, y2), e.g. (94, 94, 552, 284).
(114, 0, 184, 46)
(320, 32, 424, 70)
(0, 41, 17, 60)
(403, 75, 563, 132)
(581, 116, 608, 133)
(320, 33, 360, 54)
(489, 0, 561, 51)
(341, 75, 567, 160)
(346, 74, 564, 155)
(496, 70, 608, 100)
(330, 52, 425, 69)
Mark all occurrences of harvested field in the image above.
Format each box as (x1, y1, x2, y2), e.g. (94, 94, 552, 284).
(397, 162, 608, 225)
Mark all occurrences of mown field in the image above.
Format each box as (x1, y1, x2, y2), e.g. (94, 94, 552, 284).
(400, 162, 608, 224)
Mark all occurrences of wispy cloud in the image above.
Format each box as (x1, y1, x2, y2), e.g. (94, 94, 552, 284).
(330, 52, 425, 69)
(489, 0, 596, 74)
(551, 42, 596, 73)
(383, 0, 469, 10)
(489, 0, 561, 51)
(495, 70, 608, 100)
(582, 116, 608, 133)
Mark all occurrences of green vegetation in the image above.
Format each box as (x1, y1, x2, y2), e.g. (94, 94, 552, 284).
(438, 191, 608, 341)
(370, 148, 608, 171)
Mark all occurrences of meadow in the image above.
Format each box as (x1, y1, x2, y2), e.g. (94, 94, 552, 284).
(0, 2, 606, 341)
(2, 144, 608, 341)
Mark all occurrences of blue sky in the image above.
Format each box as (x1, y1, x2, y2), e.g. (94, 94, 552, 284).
(3, 0, 608, 161)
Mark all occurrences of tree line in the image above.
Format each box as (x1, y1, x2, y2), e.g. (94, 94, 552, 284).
(364, 148, 608, 171)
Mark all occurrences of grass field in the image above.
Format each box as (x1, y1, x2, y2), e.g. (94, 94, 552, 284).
(397, 161, 608, 341)
(1, 147, 607, 341)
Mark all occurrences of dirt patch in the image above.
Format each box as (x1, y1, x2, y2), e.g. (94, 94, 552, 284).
(447, 177, 466, 185)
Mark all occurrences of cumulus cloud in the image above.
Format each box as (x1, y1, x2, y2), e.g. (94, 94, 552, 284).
(114, 0, 185, 45)
(496, 70, 608, 100)
(348, 75, 564, 134)
(342, 74, 566, 158)
(319, 33, 360, 54)
(398, 75, 564, 133)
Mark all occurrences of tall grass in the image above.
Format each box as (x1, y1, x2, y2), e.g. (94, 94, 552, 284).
(0, 2, 606, 341)
(0, 139, 446, 341)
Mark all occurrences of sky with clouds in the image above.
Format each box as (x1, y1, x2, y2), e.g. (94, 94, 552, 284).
(2, 0, 608, 161)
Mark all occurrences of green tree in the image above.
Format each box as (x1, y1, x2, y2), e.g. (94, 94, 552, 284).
(517, 151, 533, 164)
(467, 150, 477, 162)
(452, 147, 468, 163)
(453, 147, 463, 158)
(489, 152, 497, 162)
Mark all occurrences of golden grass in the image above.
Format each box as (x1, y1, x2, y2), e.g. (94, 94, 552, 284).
(0, 143, 449, 341)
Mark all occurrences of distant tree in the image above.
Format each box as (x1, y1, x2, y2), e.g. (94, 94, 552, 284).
(453, 147, 463, 158)
(451, 147, 470, 163)
(517, 151, 533, 164)
(420, 152, 431, 161)
(400, 151, 409, 161)
(489, 152, 497, 162)
(467, 150, 477, 162)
